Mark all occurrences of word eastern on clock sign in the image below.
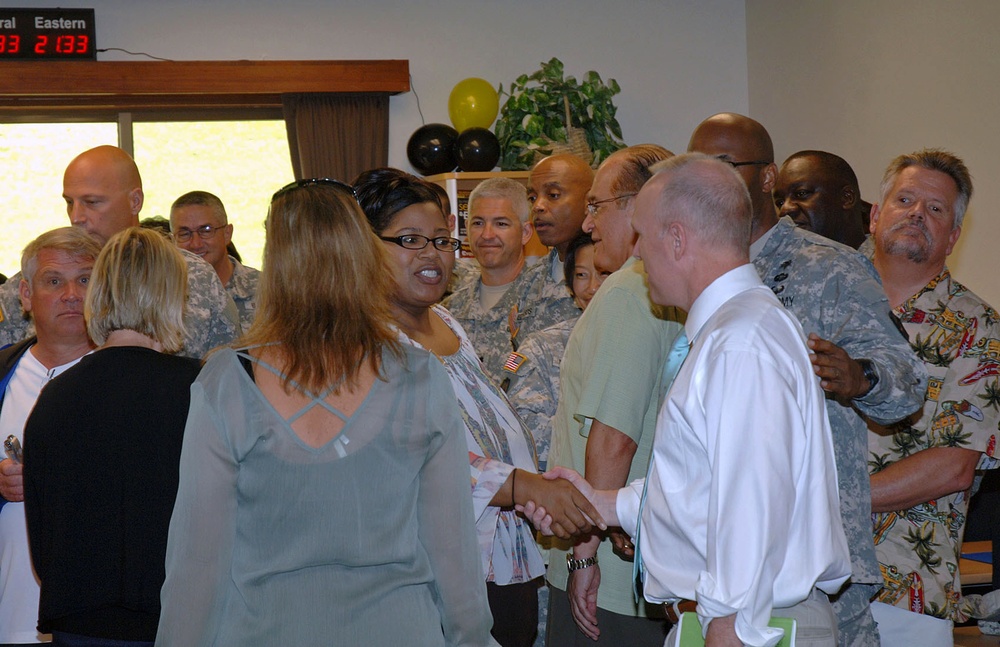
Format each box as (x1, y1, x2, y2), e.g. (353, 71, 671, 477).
(0, 9, 97, 59)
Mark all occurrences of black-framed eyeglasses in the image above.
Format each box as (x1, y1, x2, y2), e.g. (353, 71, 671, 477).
(586, 193, 636, 217)
(379, 234, 461, 252)
(271, 178, 357, 202)
(173, 224, 226, 243)
(715, 156, 772, 168)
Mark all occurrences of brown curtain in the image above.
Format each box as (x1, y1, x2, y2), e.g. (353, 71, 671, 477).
(282, 93, 389, 183)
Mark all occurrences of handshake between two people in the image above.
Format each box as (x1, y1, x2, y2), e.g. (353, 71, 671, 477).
(513, 467, 622, 541)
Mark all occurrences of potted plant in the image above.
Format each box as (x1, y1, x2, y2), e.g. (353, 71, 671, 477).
(494, 57, 626, 170)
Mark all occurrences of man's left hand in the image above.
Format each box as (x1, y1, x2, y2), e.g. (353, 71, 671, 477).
(808, 333, 869, 400)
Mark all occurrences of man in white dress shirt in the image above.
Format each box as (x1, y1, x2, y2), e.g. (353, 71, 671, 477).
(542, 153, 851, 647)
(0, 228, 100, 644)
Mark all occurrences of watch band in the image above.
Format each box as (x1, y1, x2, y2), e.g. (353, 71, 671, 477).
(566, 555, 598, 572)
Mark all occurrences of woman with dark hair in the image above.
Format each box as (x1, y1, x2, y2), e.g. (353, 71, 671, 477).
(353, 168, 602, 647)
(155, 179, 492, 646)
(23, 227, 200, 647)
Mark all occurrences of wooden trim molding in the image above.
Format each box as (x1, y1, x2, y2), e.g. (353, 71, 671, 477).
(0, 59, 410, 114)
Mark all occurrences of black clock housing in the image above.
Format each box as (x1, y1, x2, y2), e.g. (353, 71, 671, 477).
(0, 8, 96, 60)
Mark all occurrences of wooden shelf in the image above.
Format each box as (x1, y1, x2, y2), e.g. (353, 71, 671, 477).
(0, 59, 410, 113)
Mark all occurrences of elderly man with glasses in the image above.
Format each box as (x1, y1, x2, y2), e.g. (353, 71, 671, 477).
(545, 144, 686, 647)
(171, 190, 260, 332)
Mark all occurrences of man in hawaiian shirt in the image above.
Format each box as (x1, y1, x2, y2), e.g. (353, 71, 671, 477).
(865, 149, 1000, 645)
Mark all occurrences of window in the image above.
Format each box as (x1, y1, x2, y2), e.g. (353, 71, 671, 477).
(0, 117, 292, 276)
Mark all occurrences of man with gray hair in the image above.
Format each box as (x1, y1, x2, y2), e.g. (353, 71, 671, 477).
(863, 149, 1000, 645)
(443, 177, 577, 386)
(689, 113, 927, 646)
(0, 228, 101, 644)
(542, 152, 852, 647)
(170, 190, 260, 331)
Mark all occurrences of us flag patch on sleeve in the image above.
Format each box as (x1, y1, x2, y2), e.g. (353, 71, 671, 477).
(502, 351, 527, 373)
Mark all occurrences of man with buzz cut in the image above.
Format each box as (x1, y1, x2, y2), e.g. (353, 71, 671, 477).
(528, 153, 594, 293)
(863, 149, 1000, 646)
(0, 145, 239, 357)
(170, 190, 260, 332)
(0, 228, 101, 645)
(443, 177, 577, 387)
(688, 112, 927, 647)
(773, 150, 870, 249)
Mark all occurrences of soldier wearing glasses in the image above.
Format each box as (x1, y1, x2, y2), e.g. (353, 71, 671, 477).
(170, 190, 260, 332)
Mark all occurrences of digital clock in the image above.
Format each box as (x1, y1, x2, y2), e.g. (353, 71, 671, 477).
(0, 8, 96, 60)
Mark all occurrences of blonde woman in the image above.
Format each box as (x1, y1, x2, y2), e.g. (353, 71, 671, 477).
(23, 227, 200, 647)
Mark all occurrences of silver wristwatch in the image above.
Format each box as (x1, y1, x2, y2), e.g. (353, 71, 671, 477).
(566, 555, 598, 572)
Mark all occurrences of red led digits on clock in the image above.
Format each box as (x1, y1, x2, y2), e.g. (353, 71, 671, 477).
(34, 34, 48, 54)
(0, 34, 21, 53)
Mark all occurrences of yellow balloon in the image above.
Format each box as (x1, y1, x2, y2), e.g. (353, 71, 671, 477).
(448, 77, 499, 132)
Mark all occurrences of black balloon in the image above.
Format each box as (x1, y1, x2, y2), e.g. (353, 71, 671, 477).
(407, 123, 458, 176)
(453, 128, 501, 172)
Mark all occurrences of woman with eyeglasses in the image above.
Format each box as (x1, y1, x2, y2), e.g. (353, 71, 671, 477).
(155, 180, 493, 646)
(353, 168, 603, 647)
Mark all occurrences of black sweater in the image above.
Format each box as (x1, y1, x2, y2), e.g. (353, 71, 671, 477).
(23, 346, 200, 641)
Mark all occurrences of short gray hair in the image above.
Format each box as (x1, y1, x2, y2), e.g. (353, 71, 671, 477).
(649, 153, 752, 251)
(879, 149, 972, 228)
(170, 190, 228, 226)
(609, 144, 674, 197)
(21, 227, 102, 284)
(468, 178, 530, 223)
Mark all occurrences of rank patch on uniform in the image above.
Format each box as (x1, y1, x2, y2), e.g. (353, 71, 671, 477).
(502, 351, 527, 373)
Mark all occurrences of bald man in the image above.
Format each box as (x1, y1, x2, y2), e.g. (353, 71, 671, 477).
(528, 154, 594, 277)
(688, 114, 926, 647)
(773, 151, 869, 248)
(0, 146, 238, 358)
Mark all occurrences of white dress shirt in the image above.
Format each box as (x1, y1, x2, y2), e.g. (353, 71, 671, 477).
(616, 264, 851, 647)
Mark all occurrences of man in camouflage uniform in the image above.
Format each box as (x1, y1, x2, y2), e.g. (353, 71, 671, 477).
(0, 146, 237, 358)
(862, 149, 1000, 645)
(443, 177, 577, 387)
(689, 113, 927, 647)
(170, 190, 260, 332)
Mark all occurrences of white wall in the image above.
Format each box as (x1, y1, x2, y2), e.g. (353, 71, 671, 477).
(747, 1, 1000, 307)
(11, 0, 749, 164)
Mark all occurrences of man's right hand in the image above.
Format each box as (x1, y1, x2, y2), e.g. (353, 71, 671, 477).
(0, 458, 24, 502)
(568, 563, 602, 640)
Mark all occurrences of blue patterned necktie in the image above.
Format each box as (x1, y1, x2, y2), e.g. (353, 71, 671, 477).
(633, 328, 689, 602)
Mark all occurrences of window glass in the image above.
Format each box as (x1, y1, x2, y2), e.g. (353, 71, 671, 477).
(0, 122, 117, 277)
(134, 120, 293, 271)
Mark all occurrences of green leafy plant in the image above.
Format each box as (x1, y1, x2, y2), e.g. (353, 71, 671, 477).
(494, 58, 626, 170)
